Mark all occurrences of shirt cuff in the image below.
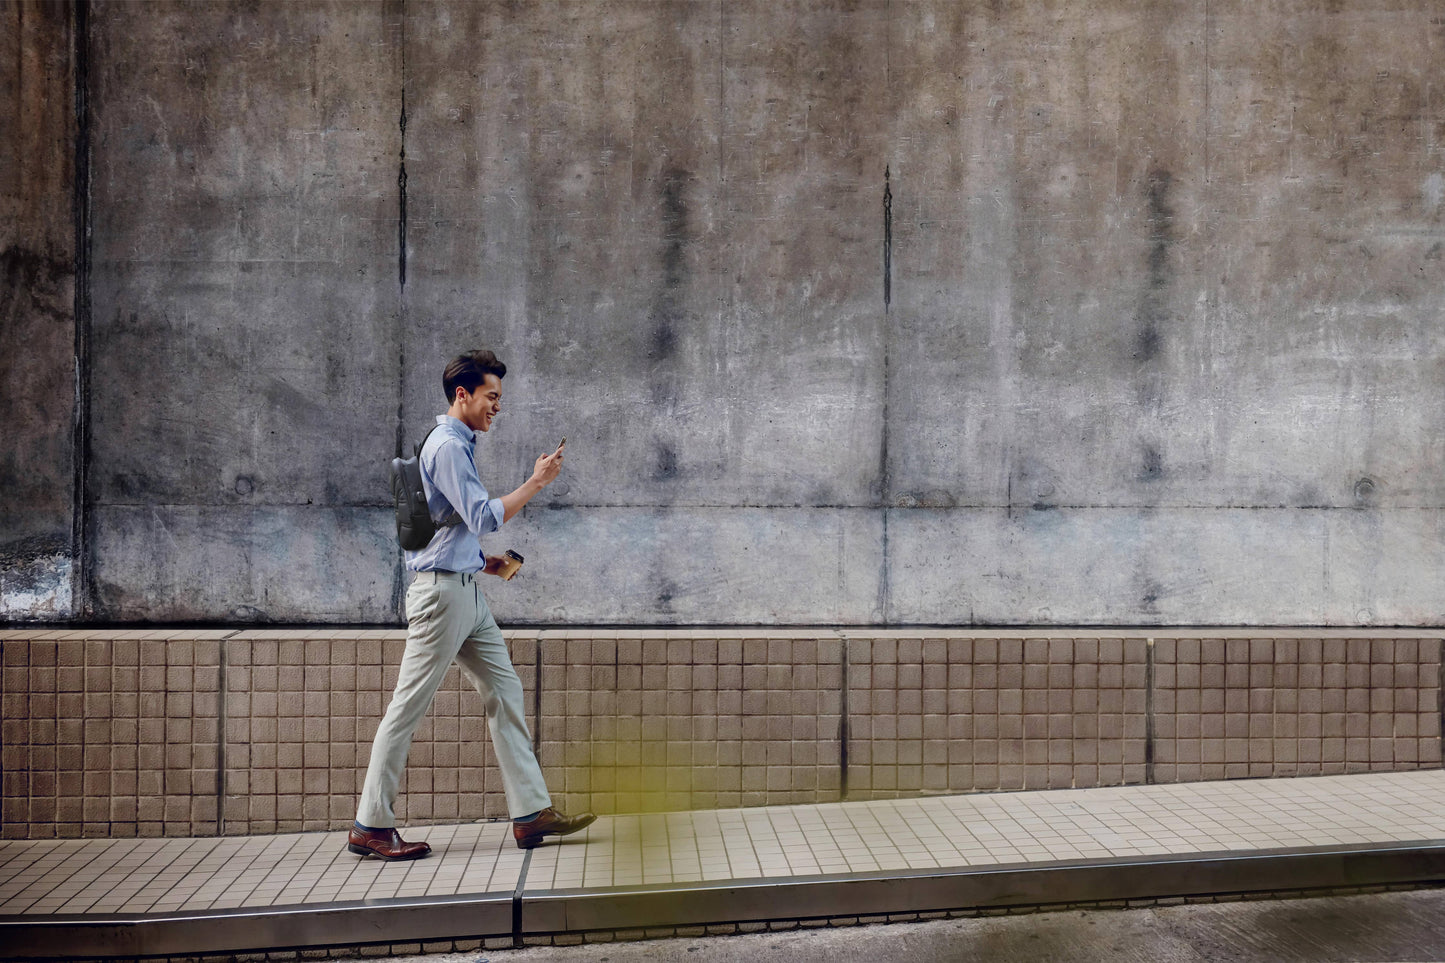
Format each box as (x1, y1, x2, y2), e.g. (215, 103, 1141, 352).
(485, 497, 506, 531)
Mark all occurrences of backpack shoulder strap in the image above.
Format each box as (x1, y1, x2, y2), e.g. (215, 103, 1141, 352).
(413, 422, 464, 530)
(414, 422, 444, 458)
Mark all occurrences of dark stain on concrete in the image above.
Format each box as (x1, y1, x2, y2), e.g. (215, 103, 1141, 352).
(650, 166, 690, 367)
(1, 248, 79, 566)
(107, 473, 141, 499)
(89, 579, 122, 619)
(649, 167, 690, 440)
(647, 163, 690, 413)
(0, 533, 69, 567)
(659, 167, 688, 290)
(1140, 444, 1164, 481)
(0, 246, 74, 525)
(1145, 170, 1174, 281)
(1135, 168, 1174, 362)
(1135, 322, 1162, 364)
(651, 322, 677, 360)
(1, 245, 71, 310)
(655, 444, 679, 480)
(656, 577, 678, 613)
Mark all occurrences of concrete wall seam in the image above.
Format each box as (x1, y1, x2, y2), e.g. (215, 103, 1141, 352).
(70, 0, 93, 623)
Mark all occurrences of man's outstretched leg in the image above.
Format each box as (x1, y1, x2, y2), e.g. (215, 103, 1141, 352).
(454, 601, 596, 850)
(350, 574, 471, 860)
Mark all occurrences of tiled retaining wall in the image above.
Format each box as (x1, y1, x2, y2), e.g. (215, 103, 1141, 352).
(1, 629, 1440, 839)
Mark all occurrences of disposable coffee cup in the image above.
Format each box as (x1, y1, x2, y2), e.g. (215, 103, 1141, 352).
(498, 550, 524, 581)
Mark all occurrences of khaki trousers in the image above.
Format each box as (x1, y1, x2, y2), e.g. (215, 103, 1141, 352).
(356, 571, 551, 827)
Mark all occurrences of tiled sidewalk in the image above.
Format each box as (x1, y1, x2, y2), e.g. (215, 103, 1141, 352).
(3, 770, 1444, 958)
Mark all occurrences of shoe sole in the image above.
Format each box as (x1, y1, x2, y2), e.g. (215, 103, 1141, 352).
(347, 842, 429, 861)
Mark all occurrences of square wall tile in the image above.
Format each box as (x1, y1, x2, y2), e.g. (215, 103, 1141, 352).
(1152, 634, 1442, 784)
(845, 633, 1150, 799)
(223, 630, 516, 833)
(545, 631, 842, 815)
(1, 636, 220, 839)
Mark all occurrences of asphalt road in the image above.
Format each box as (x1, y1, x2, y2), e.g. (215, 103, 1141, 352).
(369, 887, 1445, 963)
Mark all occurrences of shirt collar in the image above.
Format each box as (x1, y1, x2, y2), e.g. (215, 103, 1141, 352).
(435, 414, 476, 444)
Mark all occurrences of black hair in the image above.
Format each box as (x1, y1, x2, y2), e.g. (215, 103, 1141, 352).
(442, 350, 506, 401)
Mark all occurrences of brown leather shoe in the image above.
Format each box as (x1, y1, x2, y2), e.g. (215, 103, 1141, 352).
(513, 807, 597, 849)
(347, 825, 432, 861)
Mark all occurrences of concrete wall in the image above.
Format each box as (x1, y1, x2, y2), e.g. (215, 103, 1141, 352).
(0, 1, 77, 619)
(4, 1, 1445, 625)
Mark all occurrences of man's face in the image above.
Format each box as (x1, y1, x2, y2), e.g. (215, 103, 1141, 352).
(456, 374, 503, 433)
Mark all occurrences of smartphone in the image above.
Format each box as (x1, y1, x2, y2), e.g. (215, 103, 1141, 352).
(555, 437, 566, 455)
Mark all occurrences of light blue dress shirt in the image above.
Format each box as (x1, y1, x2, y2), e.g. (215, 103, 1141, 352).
(404, 415, 507, 573)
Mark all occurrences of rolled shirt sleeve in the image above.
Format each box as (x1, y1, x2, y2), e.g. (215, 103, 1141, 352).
(425, 436, 505, 537)
(403, 416, 505, 573)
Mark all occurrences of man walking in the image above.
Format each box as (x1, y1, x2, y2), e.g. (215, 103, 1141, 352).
(348, 349, 594, 860)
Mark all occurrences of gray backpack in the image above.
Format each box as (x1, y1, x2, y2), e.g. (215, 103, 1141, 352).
(390, 425, 463, 551)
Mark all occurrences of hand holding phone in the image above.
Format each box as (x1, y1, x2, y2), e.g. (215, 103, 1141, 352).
(531, 438, 565, 487)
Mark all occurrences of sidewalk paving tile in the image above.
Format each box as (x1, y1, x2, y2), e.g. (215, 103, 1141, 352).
(0, 770, 1442, 919)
